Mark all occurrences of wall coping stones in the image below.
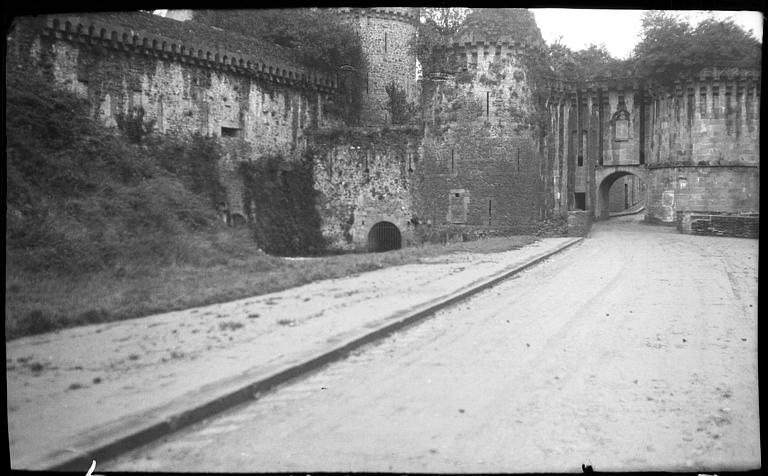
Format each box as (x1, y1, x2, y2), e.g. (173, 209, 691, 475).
(41, 12, 337, 93)
(337, 7, 420, 25)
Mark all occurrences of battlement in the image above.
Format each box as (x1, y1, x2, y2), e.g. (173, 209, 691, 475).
(337, 7, 419, 24)
(645, 67, 761, 98)
(41, 12, 337, 93)
(544, 66, 761, 100)
(448, 37, 547, 54)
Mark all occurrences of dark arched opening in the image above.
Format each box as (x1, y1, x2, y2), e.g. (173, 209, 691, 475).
(367, 222, 402, 252)
(597, 172, 646, 220)
(230, 213, 246, 227)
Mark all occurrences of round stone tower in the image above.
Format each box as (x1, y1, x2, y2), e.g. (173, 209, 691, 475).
(337, 7, 420, 126)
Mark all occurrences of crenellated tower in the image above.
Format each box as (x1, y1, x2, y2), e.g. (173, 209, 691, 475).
(337, 7, 420, 126)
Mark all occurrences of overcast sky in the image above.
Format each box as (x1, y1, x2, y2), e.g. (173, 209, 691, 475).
(532, 9, 763, 59)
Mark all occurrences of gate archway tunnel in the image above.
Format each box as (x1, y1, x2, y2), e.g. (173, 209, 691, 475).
(367, 221, 402, 252)
(597, 172, 646, 220)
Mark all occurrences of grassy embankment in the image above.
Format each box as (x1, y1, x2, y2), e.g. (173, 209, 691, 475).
(5, 71, 540, 341)
(6, 235, 537, 340)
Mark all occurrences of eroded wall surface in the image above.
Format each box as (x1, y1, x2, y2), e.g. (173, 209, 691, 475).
(311, 130, 420, 250)
(416, 41, 549, 232)
(338, 8, 420, 126)
(643, 70, 760, 223)
(8, 11, 760, 246)
(8, 12, 340, 220)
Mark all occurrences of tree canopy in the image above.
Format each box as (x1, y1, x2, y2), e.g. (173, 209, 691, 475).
(547, 41, 632, 81)
(414, 7, 471, 73)
(545, 12, 761, 83)
(632, 11, 761, 80)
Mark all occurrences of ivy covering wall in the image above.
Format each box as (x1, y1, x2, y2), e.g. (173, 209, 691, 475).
(238, 154, 326, 256)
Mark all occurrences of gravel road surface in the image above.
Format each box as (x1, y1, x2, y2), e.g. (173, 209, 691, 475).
(103, 217, 760, 473)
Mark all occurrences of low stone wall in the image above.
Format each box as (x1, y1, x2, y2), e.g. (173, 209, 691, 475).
(415, 223, 541, 244)
(677, 211, 758, 239)
(566, 210, 592, 237)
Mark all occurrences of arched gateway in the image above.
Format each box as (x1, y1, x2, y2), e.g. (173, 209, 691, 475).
(595, 165, 648, 220)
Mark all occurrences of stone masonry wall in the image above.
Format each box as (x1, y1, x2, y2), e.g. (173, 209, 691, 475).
(311, 129, 419, 250)
(9, 12, 341, 218)
(608, 175, 643, 212)
(9, 11, 761, 246)
(645, 70, 760, 166)
(339, 8, 420, 126)
(645, 165, 759, 223)
(415, 40, 548, 232)
(643, 71, 760, 223)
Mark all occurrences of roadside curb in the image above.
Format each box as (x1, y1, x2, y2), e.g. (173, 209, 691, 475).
(44, 236, 584, 471)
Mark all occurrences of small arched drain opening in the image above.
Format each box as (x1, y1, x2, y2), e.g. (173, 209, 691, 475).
(367, 221, 402, 252)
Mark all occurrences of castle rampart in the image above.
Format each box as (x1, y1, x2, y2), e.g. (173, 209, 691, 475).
(545, 67, 760, 225)
(8, 12, 350, 222)
(414, 9, 551, 232)
(6, 9, 759, 247)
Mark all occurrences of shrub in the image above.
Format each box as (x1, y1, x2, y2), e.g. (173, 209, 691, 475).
(115, 106, 156, 143)
(5, 68, 227, 275)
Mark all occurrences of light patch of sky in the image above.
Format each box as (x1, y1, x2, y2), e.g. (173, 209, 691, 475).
(532, 9, 763, 59)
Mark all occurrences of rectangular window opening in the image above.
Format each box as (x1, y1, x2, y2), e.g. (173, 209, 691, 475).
(221, 127, 240, 138)
(574, 192, 586, 211)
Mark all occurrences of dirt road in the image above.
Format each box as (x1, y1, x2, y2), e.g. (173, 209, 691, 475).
(103, 217, 759, 473)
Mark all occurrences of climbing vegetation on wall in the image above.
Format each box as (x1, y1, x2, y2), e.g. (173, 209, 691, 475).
(385, 82, 419, 125)
(194, 8, 366, 124)
(115, 106, 157, 144)
(238, 153, 326, 256)
(194, 9, 365, 73)
(152, 133, 228, 209)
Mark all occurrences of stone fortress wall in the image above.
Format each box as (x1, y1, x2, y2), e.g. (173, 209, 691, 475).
(6, 8, 760, 249)
(312, 8, 422, 250)
(416, 22, 551, 233)
(545, 67, 760, 226)
(643, 69, 760, 224)
(7, 11, 342, 221)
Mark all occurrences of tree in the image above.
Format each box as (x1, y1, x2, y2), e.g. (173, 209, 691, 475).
(420, 7, 470, 36)
(193, 9, 365, 73)
(547, 41, 630, 81)
(632, 11, 761, 81)
(414, 8, 471, 74)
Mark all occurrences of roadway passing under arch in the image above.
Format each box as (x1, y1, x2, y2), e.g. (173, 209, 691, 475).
(595, 165, 648, 220)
